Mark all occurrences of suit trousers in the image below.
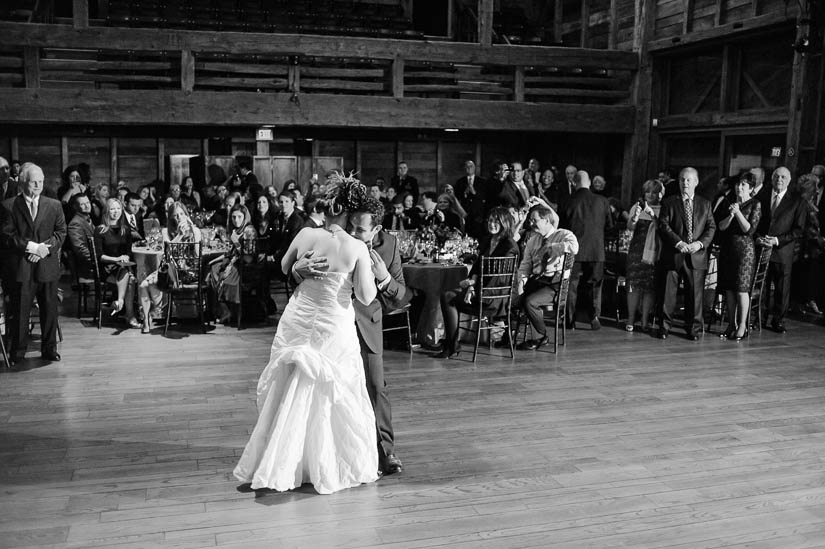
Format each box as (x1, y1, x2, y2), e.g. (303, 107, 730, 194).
(662, 262, 706, 334)
(515, 278, 557, 336)
(566, 261, 604, 323)
(762, 261, 792, 324)
(358, 334, 395, 458)
(10, 279, 59, 355)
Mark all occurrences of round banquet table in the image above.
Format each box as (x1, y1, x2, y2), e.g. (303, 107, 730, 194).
(402, 262, 469, 349)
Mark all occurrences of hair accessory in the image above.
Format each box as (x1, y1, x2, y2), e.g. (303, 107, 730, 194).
(325, 171, 366, 213)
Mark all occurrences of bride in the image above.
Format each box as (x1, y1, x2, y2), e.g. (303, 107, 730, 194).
(233, 176, 379, 494)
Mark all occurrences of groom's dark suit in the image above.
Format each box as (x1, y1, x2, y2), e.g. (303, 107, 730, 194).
(354, 230, 409, 462)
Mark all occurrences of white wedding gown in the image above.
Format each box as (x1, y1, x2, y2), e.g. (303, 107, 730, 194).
(233, 272, 379, 494)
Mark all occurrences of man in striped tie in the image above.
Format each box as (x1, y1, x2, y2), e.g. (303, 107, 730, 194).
(658, 167, 716, 341)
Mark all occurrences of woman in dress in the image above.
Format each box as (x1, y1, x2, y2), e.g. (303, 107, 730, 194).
(234, 176, 379, 494)
(179, 176, 201, 211)
(714, 172, 761, 340)
(437, 207, 519, 358)
(93, 197, 139, 328)
(137, 201, 202, 334)
(207, 204, 256, 325)
(625, 179, 664, 332)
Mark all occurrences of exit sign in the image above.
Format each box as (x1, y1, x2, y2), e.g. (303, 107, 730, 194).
(256, 128, 274, 141)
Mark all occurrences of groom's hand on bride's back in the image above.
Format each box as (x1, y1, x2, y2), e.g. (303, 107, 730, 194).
(292, 250, 330, 281)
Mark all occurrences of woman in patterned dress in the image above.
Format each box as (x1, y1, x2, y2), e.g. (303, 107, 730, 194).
(625, 179, 664, 332)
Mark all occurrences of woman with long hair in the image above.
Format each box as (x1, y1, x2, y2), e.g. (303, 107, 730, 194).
(207, 203, 256, 324)
(434, 192, 466, 234)
(93, 197, 138, 328)
(179, 176, 201, 211)
(436, 207, 519, 358)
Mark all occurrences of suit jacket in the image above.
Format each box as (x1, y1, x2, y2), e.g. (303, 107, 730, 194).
(755, 191, 807, 265)
(125, 211, 144, 240)
(2, 195, 67, 283)
(497, 180, 530, 210)
(550, 179, 576, 211)
(658, 194, 716, 270)
(67, 213, 95, 276)
(1, 179, 17, 200)
(273, 210, 305, 265)
(562, 188, 613, 262)
(455, 175, 489, 238)
(353, 231, 409, 355)
(390, 175, 419, 205)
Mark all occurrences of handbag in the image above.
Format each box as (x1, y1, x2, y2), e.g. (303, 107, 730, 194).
(156, 259, 179, 290)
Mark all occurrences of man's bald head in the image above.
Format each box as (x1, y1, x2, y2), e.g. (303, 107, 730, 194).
(574, 170, 591, 189)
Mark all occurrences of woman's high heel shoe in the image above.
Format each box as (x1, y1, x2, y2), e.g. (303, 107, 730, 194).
(720, 324, 736, 339)
(434, 344, 461, 359)
(730, 329, 748, 341)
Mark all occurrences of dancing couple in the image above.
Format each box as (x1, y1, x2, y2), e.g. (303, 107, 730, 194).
(233, 174, 408, 494)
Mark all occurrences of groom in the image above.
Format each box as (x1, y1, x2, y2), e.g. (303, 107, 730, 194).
(292, 198, 409, 476)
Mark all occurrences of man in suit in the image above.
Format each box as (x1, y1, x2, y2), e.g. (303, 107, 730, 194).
(66, 194, 95, 278)
(658, 167, 716, 340)
(1, 162, 67, 364)
(552, 164, 578, 212)
(292, 198, 409, 475)
(755, 166, 807, 333)
(498, 161, 532, 210)
(749, 167, 772, 203)
(0, 156, 18, 200)
(272, 190, 305, 277)
(124, 192, 145, 240)
(390, 161, 419, 206)
(454, 160, 489, 239)
(562, 170, 613, 330)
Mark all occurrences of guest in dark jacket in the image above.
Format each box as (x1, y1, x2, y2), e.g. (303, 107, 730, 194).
(437, 207, 519, 358)
(93, 197, 138, 328)
(66, 193, 96, 278)
(272, 190, 305, 276)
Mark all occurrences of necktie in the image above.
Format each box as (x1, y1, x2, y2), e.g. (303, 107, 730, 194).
(29, 198, 38, 221)
(771, 193, 780, 214)
(467, 176, 475, 195)
(128, 214, 136, 229)
(684, 197, 693, 243)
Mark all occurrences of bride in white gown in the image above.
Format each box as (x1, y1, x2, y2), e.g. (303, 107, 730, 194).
(234, 178, 380, 495)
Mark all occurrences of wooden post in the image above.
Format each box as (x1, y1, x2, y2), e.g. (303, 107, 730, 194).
(474, 142, 482, 173)
(392, 55, 404, 99)
(580, 0, 590, 48)
(157, 138, 165, 182)
(478, 0, 494, 47)
(201, 138, 209, 157)
(60, 137, 69, 171)
(73, 0, 89, 29)
(682, 0, 695, 34)
(23, 47, 40, 89)
(181, 50, 195, 94)
(10, 137, 19, 162)
(554, 0, 563, 44)
(110, 137, 118, 183)
(514, 66, 525, 103)
(608, 0, 619, 49)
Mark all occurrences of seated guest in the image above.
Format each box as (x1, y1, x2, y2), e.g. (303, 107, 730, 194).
(66, 194, 96, 278)
(399, 193, 421, 229)
(292, 187, 306, 213)
(369, 180, 384, 205)
(123, 192, 145, 241)
(138, 201, 202, 334)
(435, 193, 466, 234)
(264, 185, 279, 209)
(511, 205, 579, 350)
(437, 207, 519, 358)
(204, 183, 226, 212)
(385, 185, 397, 205)
(211, 191, 240, 230)
(207, 204, 256, 325)
(180, 176, 201, 211)
(252, 194, 277, 243)
(116, 186, 129, 205)
(272, 190, 304, 272)
(58, 165, 88, 207)
(93, 197, 138, 328)
(714, 172, 761, 340)
(137, 185, 154, 214)
(383, 196, 414, 231)
(91, 182, 110, 226)
(625, 179, 664, 332)
(301, 198, 326, 230)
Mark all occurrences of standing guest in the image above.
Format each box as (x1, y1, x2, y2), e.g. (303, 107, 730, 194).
(123, 192, 145, 240)
(801, 166, 825, 313)
(208, 204, 256, 325)
(138, 202, 202, 334)
(180, 176, 201, 211)
(750, 167, 771, 202)
(714, 172, 761, 340)
(390, 161, 419, 205)
(658, 167, 716, 340)
(91, 182, 110, 226)
(755, 166, 807, 333)
(66, 194, 96, 278)
(512, 205, 579, 350)
(535, 168, 556, 208)
(562, 170, 613, 330)
(625, 179, 664, 332)
(272, 190, 304, 272)
(552, 164, 577, 211)
(659, 167, 679, 198)
(229, 157, 258, 195)
(58, 165, 87, 206)
(498, 161, 532, 210)
(437, 207, 518, 358)
(94, 197, 139, 328)
(489, 161, 510, 200)
(1, 163, 66, 364)
(526, 158, 541, 189)
(0, 156, 16, 199)
(792, 173, 823, 314)
(455, 160, 489, 239)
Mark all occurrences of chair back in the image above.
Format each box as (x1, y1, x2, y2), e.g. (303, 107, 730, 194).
(750, 244, 772, 297)
(87, 236, 103, 284)
(164, 241, 202, 288)
(478, 255, 519, 302)
(556, 251, 576, 302)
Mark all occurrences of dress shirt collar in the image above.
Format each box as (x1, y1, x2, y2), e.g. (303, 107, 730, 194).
(681, 193, 694, 201)
(773, 189, 787, 203)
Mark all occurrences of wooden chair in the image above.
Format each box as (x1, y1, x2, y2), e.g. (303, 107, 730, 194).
(237, 237, 269, 330)
(602, 233, 626, 324)
(66, 249, 95, 318)
(517, 251, 576, 354)
(0, 283, 10, 369)
(382, 303, 413, 353)
(163, 241, 206, 335)
(747, 244, 772, 332)
(87, 236, 117, 330)
(455, 255, 519, 362)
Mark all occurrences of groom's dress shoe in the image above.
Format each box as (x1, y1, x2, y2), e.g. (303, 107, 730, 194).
(384, 453, 403, 475)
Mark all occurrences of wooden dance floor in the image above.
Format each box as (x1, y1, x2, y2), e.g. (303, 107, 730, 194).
(3, 305, 825, 548)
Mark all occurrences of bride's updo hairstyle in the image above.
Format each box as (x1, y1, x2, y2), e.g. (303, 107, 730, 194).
(324, 171, 367, 217)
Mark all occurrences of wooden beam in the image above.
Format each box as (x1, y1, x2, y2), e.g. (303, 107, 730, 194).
(513, 66, 525, 102)
(73, 0, 89, 29)
(718, 44, 730, 111)
(0, 23, 639, 72)
(23, 46, 40, 89)
(608, 0, 619, 50)
(60, 136, 69, 170)
(580, 0, 590, 48)
(655, 107, 788, 129)
(0, 89, 636, 134)
(683, 0, 695, 34)
(478, 0, 494, 47)
(392, 55, 404, 99)
(714, 0, 724, 27)
(648, 12, 795, 51)
(181, 50, 195, 94)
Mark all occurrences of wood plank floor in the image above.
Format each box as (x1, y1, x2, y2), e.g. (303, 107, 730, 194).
(3, 299, 825, 548)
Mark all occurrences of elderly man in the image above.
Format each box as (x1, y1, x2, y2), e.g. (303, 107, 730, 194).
(454, 160, 488, 238)
(755, 166, 807, 333)
(511, 205, 579, 350)
(658, 167, 716, 340)
(1, 163, 66, 364)
(562, 170, 613, 330)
